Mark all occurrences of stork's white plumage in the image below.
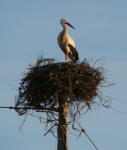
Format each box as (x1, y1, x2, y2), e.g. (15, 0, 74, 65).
(57, 18, 79, 62)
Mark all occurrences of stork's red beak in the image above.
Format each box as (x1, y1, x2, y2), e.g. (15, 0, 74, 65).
(66, 22, 75, 29)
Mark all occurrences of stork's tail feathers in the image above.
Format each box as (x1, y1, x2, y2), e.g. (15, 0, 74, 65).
(74, 50, 79, 62)
(68, 44, 79, 62)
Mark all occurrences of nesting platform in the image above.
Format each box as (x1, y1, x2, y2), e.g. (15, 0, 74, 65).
(15, 58, 105, 116)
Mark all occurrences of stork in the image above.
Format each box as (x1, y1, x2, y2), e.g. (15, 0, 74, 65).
(57, 18, 79, 62)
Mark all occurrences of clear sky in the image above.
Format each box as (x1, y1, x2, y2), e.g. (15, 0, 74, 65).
(0, 0, 127, 150)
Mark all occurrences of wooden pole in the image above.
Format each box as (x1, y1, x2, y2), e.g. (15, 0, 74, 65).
(57, 97, 68, 150)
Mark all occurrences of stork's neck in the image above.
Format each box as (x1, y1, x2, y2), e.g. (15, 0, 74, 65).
(62, 24, 67, 34)
(61, 24, 68, 43)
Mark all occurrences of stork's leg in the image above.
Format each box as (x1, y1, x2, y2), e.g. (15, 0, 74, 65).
(65, 52, 68, 62)
(65, 54, 67, 62)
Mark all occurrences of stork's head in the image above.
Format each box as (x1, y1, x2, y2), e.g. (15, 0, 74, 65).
(60, 18, 75, 29)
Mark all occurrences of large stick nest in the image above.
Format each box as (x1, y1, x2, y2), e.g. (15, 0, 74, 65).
(15, 58, 107, 117)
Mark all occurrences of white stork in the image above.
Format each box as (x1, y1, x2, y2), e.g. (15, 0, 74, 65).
(57, 18, 79, 62)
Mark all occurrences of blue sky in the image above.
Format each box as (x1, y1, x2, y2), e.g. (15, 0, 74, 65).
(0, 0, 127, 149)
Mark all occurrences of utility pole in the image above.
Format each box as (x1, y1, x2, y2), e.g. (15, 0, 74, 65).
(57, 97, 68, 150)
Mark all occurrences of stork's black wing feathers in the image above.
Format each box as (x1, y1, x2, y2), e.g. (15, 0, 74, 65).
(68, 44, 79, 62)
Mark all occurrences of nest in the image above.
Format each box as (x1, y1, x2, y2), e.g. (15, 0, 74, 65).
(15, 58, 107, 116)
(15, 57, 115, 138)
